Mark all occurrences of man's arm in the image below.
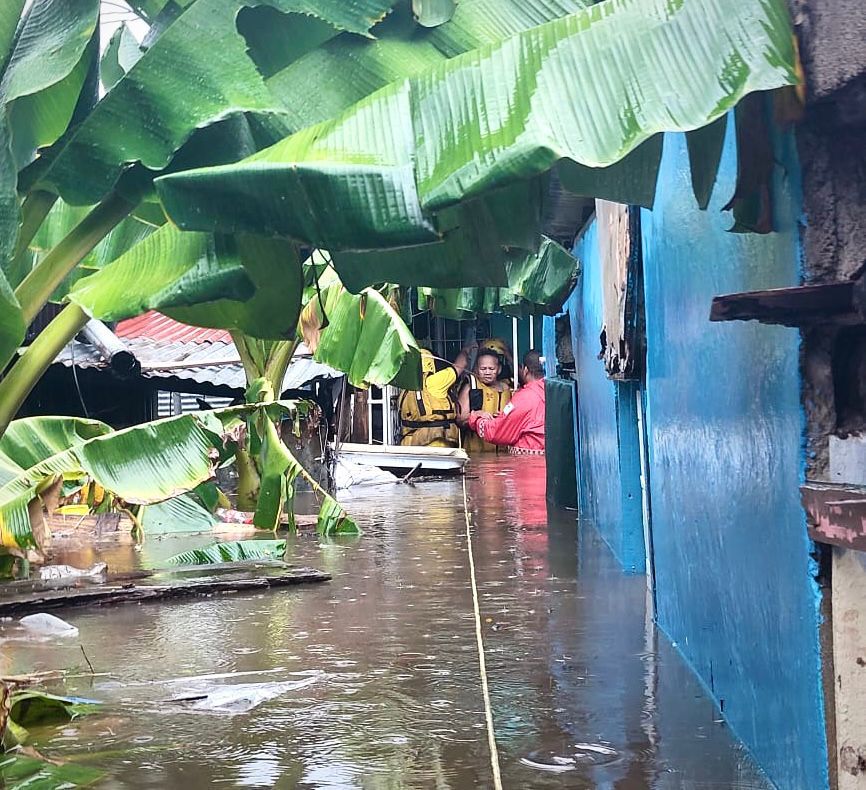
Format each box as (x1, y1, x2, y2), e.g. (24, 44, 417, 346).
(467, 395, 527, 447)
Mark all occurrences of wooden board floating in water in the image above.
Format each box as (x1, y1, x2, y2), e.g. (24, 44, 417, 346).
(0, 562, 330, 617)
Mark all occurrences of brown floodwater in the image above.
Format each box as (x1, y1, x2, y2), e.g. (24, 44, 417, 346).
(0, 457, 769, 788)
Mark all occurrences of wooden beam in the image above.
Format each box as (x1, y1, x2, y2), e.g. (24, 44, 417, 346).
(710, 281, 860, 327)
(0, 563, 330, 617)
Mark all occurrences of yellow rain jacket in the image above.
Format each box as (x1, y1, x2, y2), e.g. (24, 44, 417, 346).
(399, 353, 459, 447)
(463, 375, 512, 453)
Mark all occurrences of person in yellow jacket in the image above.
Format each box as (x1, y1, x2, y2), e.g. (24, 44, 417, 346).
(456, 345, 512, 453)
(399, 348, 468, 447)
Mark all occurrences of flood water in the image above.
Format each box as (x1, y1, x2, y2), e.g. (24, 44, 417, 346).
(1, 457, 769, 788)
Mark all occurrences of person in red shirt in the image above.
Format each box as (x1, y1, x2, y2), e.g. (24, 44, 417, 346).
(467, 350, 546, 456)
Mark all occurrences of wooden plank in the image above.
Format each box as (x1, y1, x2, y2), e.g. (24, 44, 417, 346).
(802, 482, 866, 550)
(596, 200, 643, 380)
(710, 281, 859, 326)
(0, 566, 330, 617)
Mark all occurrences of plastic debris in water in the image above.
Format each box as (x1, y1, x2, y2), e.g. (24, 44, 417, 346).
(39, 562, 108, 581)
(519, 755, 577, 773)
(19, 612, 79, 637)
(170, 676, 319, 714)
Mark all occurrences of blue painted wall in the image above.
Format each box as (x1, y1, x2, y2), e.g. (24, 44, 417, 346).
(562, 223, 646, 573)
(640, 124, 827, 789)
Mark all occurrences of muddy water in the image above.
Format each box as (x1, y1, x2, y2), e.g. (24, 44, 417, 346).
(1, 457, 769, 788)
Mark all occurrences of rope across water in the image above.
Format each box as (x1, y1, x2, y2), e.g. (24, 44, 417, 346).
(461, 473, 504, 790)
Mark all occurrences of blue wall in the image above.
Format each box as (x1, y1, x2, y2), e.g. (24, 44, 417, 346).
(563, 223, 646, 573)
(640, 125, 827, 789)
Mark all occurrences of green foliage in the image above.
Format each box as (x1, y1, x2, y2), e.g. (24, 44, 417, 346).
(0, 754, 102, 788)
(166, 539, 286, 565)
(300, 268, 422, 390)
(157, 0, 798, 253)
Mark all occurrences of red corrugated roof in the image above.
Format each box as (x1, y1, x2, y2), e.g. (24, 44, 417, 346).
(115, 311, 231, 344)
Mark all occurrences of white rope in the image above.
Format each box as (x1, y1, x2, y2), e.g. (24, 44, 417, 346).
(462, 473, 504, 790)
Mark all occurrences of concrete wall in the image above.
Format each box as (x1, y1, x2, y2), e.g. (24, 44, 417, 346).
(565, 223, 645, 573)
(640, 124, 827, 789)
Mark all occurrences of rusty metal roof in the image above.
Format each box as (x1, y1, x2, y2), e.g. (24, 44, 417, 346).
(115, 311, 232, 344)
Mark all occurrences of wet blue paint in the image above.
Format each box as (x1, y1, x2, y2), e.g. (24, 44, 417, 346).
(640, 123, 827, 789)
(562, 223, 646, 573)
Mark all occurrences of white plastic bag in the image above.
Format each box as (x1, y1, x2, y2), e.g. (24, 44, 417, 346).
(19, 612, 79, 638)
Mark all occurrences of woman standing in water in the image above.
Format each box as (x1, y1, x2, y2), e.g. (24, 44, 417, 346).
(456, 345, 512, 453)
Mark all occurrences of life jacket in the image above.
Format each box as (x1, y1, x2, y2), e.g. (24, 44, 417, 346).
(399, 353, 459, 447)
(464, 376, 512, 453)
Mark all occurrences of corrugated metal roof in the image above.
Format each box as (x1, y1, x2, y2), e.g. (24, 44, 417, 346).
(52, 335, 339, 393)
(115, 311, 232, 344)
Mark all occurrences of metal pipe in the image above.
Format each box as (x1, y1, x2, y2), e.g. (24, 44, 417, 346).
(511, 317, 519, 389)
(81, 319, 140, 377)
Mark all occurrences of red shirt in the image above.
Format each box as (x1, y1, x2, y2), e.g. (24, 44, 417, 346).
(468, 378, 545, 454)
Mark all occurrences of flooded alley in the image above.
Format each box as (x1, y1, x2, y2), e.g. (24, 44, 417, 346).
(2, 458, 767, 788)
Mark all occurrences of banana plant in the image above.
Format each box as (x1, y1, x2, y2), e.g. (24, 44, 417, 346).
(0, 405, 358, 562)
(0, 0, 596, 440)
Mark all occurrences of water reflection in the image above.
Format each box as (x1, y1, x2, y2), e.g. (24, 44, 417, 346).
(0, 457, 767, 788)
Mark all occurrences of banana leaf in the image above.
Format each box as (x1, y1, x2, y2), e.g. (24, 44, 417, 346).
(425, 0, 589, 54)
(101, 24, 144, 92)
(68, 225, 304, 340)
(140, 493, 218, 534)
(0, 755, 101, 788)
(0, 0, 100, 172)
(420, 235, 579, 318)
(166, 539, 286, 565)
(9, 691, 98, 730)
(26, 197, 155, 296)
(157, 0, 798, 253)
(39, 0, 400, 206)
(0, 0, 100, 370)
(0, 413, 232, 553)
(266, 0, 590, 135)
(299, 275, 422, 390)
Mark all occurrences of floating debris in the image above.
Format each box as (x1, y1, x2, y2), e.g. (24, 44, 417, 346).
(169, 676, 320, 714)
(19, 613, 79, 638)
(40, 563, 108, 581)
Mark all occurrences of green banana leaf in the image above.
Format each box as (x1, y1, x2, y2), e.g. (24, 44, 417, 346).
(266, 0, 590, 136)
(26, 197, 155, 296)
(425, 0, 590, 55)
(0, 399, 353, 552)
(166, 539, 286, 565)
(0, 0, 99, 171)
(300, 273, 422, 390)
(39, 0, 400, 206)
(330, 179, 543, 291)
(101, 24, 144, 92)
(68, 225, 304, 340)
(0, 755, 101, 788)
(0, 0, 100, 370)
(140, 492, 218, 534)
(9, 691, 99, 730)
(0, 413, 231, 553)
(0, 1, 26, 63)
(420, 235, 579, 318)
(157, 0, 798, 253)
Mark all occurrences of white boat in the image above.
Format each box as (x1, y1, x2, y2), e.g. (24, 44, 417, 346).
(331, 442, 468, 473)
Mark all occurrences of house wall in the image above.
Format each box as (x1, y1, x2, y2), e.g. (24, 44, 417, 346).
(564, 222, 645, 573)
(544, 117, 830, 787)
(639, 125, 827, 789)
